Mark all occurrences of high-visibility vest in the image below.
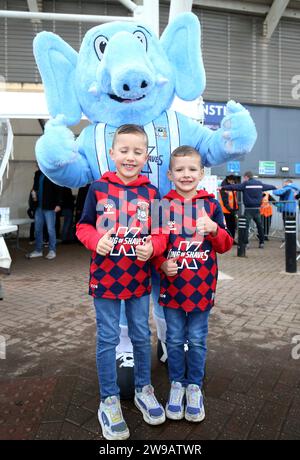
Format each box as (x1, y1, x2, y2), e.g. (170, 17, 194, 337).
(219, 190, 238, 214)
(260, 192, 273, 217)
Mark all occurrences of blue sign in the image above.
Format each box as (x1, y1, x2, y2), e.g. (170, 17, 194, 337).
(295, 163, 300, 174)
(203, 102, 226, 130)
(227, 161, 240, 174)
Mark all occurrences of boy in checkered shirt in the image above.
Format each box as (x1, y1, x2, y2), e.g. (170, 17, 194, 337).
(76, 124, 166, 440)
(152, 146, 233, 423)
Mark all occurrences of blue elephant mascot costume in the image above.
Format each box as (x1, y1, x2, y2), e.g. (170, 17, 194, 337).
(33, 13, 256, 399)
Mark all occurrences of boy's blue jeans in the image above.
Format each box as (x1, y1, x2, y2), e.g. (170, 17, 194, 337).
(164, 306, 211, 388)
(94, 295, 151, 400)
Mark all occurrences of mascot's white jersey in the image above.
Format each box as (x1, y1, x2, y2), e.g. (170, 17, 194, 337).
(95, 110, 179, 196)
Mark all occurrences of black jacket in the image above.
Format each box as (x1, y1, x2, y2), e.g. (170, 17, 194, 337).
(33, 170, 63, 210)
(222, 178, 276, 208)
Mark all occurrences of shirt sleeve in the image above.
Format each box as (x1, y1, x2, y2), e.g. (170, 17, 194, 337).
(262, 183, 277, 192)
(76, 183, 102, 251)
(149, 189, 168, 259)
(221, 183, 244, 191)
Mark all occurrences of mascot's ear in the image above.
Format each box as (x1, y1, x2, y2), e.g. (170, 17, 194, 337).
(160, 12, 206, 100)
(33, 31, 81, 125)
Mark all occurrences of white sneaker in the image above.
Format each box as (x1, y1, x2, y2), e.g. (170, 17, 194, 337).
(98, 396, 130, 440)
(166, 381, 185, 420)
(134, 384, 165, 425)
(45, 250, 56, 259)
(26, 250, 43, 258)
(185, 384, 205, 422)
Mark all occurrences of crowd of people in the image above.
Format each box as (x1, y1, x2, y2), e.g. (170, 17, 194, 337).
(219, 173, 300, 248)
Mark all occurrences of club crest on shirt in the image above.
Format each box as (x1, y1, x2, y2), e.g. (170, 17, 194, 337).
(155, 126, 168, 139)
(137, 201, 149, 222)
(167, 220, 176, 232)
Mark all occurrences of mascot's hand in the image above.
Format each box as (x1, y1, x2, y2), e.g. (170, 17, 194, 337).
(221, 100, 257, 155)
(36, 114, 77, 169)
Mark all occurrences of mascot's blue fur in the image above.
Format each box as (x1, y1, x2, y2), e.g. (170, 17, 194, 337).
(33, 13, 256, 187)
(33, 12, 256, 398)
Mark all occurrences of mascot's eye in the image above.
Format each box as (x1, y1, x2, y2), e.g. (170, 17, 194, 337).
(94, 35, 109, 60)
(133, 30, 147, 51)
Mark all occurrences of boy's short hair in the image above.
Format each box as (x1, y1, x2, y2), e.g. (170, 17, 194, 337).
(243, 171, 253, 179)
(169, 145, 203, 169)
(112, 124, 148, 148)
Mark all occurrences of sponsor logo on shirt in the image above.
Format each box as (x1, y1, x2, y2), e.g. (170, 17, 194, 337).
(110, 227, 146, 256)
(167, 240, 210, 269)
(103, 203, 114, 214)
(155, 126, 168, 138)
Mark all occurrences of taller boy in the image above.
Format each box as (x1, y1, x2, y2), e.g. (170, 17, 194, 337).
(76, 125, 166, 440)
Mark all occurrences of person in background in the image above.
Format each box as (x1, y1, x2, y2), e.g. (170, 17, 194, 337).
(260, 192, 276, 241)
(26, 168, 63, 259)
(219, 175, 238, 242)
(272, 179, 300, 224)
(221, 171, 276, 249)
(74, 185, 90, 224)
(27, 188, 38, 244)
(61, 187, 75, 243)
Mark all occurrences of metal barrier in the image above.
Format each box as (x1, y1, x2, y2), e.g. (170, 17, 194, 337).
(242, 200, 300, 249)
(235, 199, 300, 268)
(284, 216, 297, 273)
(269, 201, 300, 250)
(237, 216, 247, 257)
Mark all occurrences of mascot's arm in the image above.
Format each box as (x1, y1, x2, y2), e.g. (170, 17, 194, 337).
(35, 116, 94, 188)
(177, 100, 257, 167)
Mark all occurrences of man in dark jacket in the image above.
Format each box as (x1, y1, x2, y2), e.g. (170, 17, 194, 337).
(221, 171, 276, 248)
(27, 168, 63, 259)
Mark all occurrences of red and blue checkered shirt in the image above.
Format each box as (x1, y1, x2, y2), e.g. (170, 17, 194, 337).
(76, 172, 164, 300)
(152, 189, 233, 312)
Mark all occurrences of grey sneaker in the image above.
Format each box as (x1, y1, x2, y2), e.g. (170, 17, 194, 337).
(166, 381, 185, 420)
(45, 250, 56, 259)
(185, 384, 205, 422)
(134, 384, 165, 425)
(26, 250, 43, 258)
(98, 396, 130, 440)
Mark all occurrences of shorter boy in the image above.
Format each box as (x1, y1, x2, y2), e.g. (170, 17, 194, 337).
(152, 146, 233, 422)
(76, 124, 166, 440)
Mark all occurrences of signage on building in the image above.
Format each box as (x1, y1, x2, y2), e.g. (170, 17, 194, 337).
(295, 163, 300, 174)
(203, 102, 227, 130)
(259, 161, 276, 175)
(227, 161, 240, 174)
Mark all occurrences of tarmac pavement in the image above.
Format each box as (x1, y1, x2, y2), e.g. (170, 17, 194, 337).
(0, 238, 300, 440)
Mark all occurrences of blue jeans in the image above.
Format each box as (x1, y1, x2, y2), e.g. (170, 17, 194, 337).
(164, 307, 211, 388)
(34, 207, 57, 252)
(94, 295, 151, 399)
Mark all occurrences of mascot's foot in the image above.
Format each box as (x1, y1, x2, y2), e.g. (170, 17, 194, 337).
(157, 340, 168, 364)
(116, 352, 135, 400)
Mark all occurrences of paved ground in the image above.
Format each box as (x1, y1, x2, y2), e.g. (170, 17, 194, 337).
(0, 237, 300, 440)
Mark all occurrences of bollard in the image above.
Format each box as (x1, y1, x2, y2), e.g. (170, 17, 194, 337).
(237, 216, 247, 257)
(285, 217, 297, 273)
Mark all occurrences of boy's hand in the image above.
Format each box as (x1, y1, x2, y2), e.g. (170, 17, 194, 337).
(136, 235, 153, 261)
(96, 228, 114, 256)
(161, 258, 179, 277)
(196, 209, 218, 236)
